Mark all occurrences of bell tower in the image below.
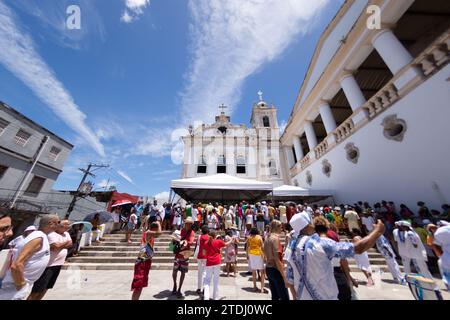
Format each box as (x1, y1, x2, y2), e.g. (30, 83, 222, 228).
(250, 90, 279, 129)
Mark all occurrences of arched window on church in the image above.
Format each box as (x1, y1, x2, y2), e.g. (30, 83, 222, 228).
(236, 156, 246, 174)
(197, 155, 207, 174)
(268, 160, 277, 176)
(263, 116, 270, 127)
(217, 155, 226, 173)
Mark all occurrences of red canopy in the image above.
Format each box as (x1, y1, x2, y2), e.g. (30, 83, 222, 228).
(107, 191, 140, 211)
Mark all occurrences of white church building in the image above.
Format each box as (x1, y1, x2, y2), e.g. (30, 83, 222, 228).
(181, 93, 285, 187)
(280, 0, 450, 209)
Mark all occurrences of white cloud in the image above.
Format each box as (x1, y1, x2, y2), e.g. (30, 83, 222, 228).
(0, 1, 105, 157)
(120, 11, 133, 23)
(97, 179, 118, 189)
(279, 120, 287, 134)
(135, 128, 174, 157)
(116, 170, 133, 183)
(121, 0, 150, 23)
(154, 191, 170, 202)
(181, 0, 330, 125)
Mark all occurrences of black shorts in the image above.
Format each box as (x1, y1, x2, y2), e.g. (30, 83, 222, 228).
(31, 265, 62, 292)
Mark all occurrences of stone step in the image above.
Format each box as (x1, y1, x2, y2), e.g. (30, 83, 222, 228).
(81, 246, 140, 252)
(76, 250, 386, 261)
(67, 255, 391, 266)
(63, 262, 404, 273)
(66, 256, 252, 264)
(77, 251, 250, 258)
(89, 241, 270, 248)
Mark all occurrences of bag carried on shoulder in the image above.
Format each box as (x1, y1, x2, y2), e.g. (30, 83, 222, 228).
(169, 241, 181, 254)
(137, 242, 154, 261)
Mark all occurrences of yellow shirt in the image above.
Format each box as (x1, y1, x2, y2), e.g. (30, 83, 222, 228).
(247, 235, 262, 256)
(414, 227, 428, 244)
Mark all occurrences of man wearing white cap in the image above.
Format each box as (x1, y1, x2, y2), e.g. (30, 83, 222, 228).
(393, 221, 433, 279)
(284, 211, 385, 300)
(8, 226, 37, 254)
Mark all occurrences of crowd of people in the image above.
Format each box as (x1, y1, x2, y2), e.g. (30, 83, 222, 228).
(0, 213, 72, 300)
(128, 199, 450, 300)
(0, 197, 448, 300)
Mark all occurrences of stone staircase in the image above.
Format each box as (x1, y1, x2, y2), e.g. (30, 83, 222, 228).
(64, 230, 403, 273)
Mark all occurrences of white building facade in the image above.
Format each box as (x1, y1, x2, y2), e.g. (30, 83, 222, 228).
(181, 97, 284, 187)
(281, 0, 450, 209)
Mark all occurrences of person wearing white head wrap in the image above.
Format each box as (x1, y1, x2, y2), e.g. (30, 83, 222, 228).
(438, 220, 450, 227)
(432, 224, 450, 290)
(393, 221, 433, 279)
(284, 212, 385, 300)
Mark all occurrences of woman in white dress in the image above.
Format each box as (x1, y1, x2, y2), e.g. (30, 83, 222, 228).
(351, 229, 374, 286)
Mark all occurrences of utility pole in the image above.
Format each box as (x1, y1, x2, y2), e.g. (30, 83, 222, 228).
(65, 163, 109, 219)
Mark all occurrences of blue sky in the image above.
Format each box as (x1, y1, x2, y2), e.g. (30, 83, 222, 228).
(0, 0, 344, 199)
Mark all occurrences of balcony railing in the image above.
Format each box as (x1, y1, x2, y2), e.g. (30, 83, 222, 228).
(363, 83, 399, 119)
(314, 140, 328, 160)
(300, 154, 311, 170)
(333, 118, 355, 143)
(415, 31, 449, 76)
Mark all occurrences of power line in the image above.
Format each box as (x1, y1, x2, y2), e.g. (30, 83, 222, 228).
(65, 163, 110, 219)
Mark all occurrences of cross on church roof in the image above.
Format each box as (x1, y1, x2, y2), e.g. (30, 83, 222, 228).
(219, 103, 227, 114)
(257, 90, 264, 102)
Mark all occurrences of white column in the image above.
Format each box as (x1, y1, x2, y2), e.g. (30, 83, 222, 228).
(292, 136, 304, 162)
(304, 121, 318, 150)
(319, 102, 337, 133)
(340, 74, 367, 111)
(284, 146, 295, 169)
(372, 29, 414, 75)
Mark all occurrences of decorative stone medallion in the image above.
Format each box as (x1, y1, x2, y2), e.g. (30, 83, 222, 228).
(381, 114, 407, 142)
(345, 142, 360, 164)
(322, 159, 332, 177)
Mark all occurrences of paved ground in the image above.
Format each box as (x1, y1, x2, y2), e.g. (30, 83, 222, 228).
(43, 268, 449, 300)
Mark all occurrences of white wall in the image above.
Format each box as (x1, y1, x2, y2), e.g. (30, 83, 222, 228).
(293, 65, 450, 210)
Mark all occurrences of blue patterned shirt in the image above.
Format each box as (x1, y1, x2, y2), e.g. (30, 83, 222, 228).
(285, 233, 355, 300)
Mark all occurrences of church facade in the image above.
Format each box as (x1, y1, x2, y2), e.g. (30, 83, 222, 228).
(181, 94, 285, 187)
